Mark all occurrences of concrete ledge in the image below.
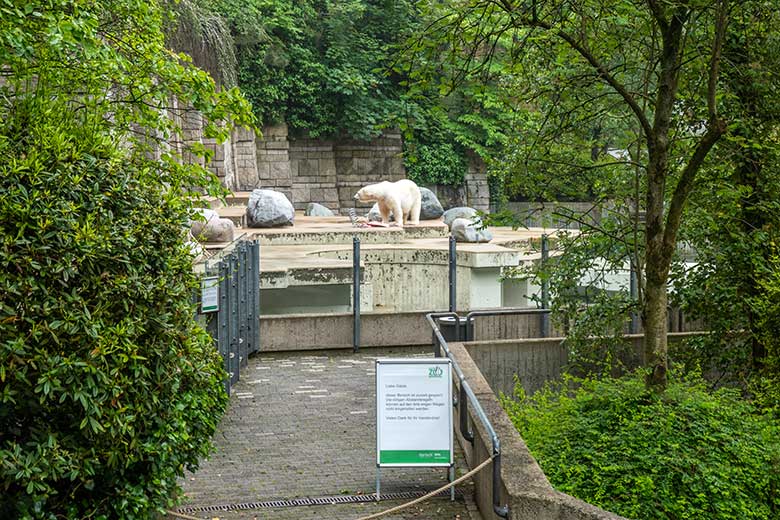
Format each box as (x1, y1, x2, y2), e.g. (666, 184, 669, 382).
(259, 311, 436, 351)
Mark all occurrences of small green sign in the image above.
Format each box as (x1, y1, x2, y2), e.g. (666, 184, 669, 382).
(201, 277, 219, 313)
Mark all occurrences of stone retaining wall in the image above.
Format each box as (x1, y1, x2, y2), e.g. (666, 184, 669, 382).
(189, 120, 491, 214)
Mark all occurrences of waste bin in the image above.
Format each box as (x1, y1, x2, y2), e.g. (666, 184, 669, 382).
(437, 316, 474, 342)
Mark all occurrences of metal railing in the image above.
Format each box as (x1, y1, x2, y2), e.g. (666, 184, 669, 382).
(426, 311, 510, 518)
(196, 238, 261, 394)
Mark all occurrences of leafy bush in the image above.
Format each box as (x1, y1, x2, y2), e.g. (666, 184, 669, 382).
(502, 373, 780, 519)
(0, 102, 229, 518)
(404, 142, 467, 187)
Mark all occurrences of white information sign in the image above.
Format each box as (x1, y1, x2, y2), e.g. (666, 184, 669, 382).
(201, 276, 219, 313)
(376, 358, 453, 467)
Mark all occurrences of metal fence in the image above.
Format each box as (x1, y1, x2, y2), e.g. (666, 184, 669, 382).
(195, 238, 261, 394)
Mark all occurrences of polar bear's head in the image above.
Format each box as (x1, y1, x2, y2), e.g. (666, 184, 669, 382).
(354, 183, 386, 203)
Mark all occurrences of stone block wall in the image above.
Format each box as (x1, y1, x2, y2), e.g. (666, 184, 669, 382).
(289, 136, 339, 212)
(333, 131, 406, 213)
(183, 118, 490, 215)
(254, 124, 292, 202)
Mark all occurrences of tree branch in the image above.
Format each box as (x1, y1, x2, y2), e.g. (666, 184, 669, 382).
(663, 121, 727, 255)
(707, 0, 729, 120)
(646, 0, 669, 31)
(506, 12, 654, 144)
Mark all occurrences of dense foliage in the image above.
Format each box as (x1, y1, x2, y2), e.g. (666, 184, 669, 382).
(195, 0, 504, 184)
(503, 374, 780, 519)
(0, 0, 252, 517)
(404, 142, 466, 187)
(0, 101, 229, 519)
(672, 4, 780, 409)
(204, 0, 416, 140)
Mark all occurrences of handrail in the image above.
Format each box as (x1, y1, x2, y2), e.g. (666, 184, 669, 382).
(425, 312, 509, 518)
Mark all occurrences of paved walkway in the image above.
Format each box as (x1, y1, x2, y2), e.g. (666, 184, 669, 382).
(172, 347, 482, 520)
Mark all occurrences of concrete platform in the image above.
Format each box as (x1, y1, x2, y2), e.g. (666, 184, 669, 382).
(198, 201, 566, 314)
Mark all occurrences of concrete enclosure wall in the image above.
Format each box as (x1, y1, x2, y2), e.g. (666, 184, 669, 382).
(257, 310, 559, 352)
(468, 333, 703, 398)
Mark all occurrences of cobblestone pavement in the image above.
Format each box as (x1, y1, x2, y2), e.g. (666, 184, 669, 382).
(172, 347, 482, 520)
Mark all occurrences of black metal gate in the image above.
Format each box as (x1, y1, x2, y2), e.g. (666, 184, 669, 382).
(196, 239, 260, 394)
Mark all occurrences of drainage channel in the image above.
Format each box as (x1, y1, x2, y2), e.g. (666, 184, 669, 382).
(177, 490, 464, 513)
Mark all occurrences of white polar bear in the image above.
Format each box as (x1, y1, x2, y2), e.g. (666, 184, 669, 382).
(354, 179, 422, 227)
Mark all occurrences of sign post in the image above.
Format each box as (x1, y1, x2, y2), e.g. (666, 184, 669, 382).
(375, 358, 454, 501)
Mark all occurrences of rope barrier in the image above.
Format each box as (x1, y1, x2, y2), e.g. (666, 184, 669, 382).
(166, 456, 494, 520)
(164, 509, 203, 520)
(355, 455, 495, 520)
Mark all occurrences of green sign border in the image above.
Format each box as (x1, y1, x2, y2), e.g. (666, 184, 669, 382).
(379, 450, 452, 465)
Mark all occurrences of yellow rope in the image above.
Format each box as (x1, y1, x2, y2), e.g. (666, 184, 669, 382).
(355, 455, 495, 520)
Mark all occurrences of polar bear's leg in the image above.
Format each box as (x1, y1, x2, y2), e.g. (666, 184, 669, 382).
(409, 193, 421, 225)
(378, 201, 391, 224)
(390, 199, 404, 227)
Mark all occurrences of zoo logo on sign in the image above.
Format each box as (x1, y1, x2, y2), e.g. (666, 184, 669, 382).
(428, 366, 443, 378)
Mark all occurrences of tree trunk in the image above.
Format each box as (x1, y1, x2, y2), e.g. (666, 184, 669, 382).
(643, 273, 668, 390)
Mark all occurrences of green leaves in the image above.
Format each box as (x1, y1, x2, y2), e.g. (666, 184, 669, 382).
(0, 103, 230, 517)
(404, 141, 466, 187)
(211, 0, 415, 138)
(503, 373, 780, 519)
(0, 1, 244, 517)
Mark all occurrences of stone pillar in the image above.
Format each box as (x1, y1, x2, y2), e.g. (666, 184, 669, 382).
(289, 135, 338, 212)
(181, 109, 204, 168)
(205, 135, 236, 191)
(465, 151, 490, 212)
(233, 126, 259, 190)
(255, 124, 292, 201)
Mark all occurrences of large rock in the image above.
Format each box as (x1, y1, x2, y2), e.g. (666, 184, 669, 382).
(443, 206, 478, 229)
(246, 189, 295, 228)
(451, 217, 493, 243)
(367, 203, 394, 222)
(305, 202, 335, 217)
(190, 208, 235, 242)
(419, 187, 444, 220)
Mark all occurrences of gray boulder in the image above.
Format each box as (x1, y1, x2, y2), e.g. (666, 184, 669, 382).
(367, 203, 394, 222)
(246, 189, 295, 228)
(419, 187, 444, 220)
(305, 202, 335, 217)
(443, 207, 478, 229)
(190, 208, 235, 242)
(451, 217, 493, 243)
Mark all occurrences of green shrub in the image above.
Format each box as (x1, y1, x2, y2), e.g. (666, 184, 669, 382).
(0, 103, 229, 518)
(502, 373, 780, 520)
(404, 142, 467, 187)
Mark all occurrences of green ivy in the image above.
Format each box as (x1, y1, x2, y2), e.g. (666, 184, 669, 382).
(209, 0, 416, 139)
(404, 141, 466, 187)
(502, 373, 780, 519)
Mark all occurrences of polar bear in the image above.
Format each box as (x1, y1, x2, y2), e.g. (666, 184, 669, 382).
(354, 179, 422, 227)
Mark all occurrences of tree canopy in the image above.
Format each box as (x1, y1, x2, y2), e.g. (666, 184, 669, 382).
(405, 0, 780, 391)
